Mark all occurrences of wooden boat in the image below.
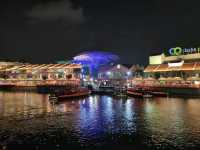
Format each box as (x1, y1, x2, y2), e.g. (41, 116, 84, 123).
(55, 88, 90, 100)
(143, 94, 153, 98)
(149, 91, 168, 97)
(127, 87, 168, 98)
(127, 89, 143, 98)
(0, 83, 15, 90)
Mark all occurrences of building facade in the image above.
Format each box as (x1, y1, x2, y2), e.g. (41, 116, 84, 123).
(0, 62, 82, 87)
(143, 47, 200, 86)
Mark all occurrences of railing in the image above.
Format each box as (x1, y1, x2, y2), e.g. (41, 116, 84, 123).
(0, 79, 80, 87)
(135, 83, 200, 89)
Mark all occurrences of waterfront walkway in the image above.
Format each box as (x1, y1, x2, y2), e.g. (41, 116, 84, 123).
(0, 79, 80, 87)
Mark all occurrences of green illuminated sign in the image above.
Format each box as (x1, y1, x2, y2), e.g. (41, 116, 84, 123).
(166, 47, 200, 56)
(169, 47, 182, 56)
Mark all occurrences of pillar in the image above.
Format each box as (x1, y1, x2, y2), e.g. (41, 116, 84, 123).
(39, 74, 43, 80)
(48, 73, 51, 80)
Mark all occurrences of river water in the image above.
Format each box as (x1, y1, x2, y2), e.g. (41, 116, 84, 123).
(0, 91, 200, 150)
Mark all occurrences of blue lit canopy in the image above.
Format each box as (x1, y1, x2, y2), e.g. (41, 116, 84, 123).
(73, 51, 119, 77)
(73, 51, 119, 65)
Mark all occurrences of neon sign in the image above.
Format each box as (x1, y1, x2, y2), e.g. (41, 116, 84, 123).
(167, 47, 200, 56)
(169, 47, 182, 56)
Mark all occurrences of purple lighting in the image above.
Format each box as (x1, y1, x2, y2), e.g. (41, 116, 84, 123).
(73, 51, 119, 65)
(73, 51, 119, 77)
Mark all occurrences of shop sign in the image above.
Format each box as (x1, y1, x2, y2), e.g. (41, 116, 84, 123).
(167, 47, 200, 56)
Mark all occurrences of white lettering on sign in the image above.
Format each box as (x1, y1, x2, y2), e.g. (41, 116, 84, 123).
(167, 47, 200, 56)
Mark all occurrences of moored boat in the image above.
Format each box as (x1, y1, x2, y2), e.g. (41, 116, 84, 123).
(54, 88, 90, 100)
(0, 83, 15, 90)
(143, 94, 153, 98)
(149, 91, 168, 97)
(127, 89, 143, 98)
(127, 87, 169, 98)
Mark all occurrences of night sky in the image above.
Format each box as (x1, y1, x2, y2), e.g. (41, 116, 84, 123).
(1, 0, 200, 65)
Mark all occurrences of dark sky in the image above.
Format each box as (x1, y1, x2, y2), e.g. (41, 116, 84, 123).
(1, 0, 200, 65)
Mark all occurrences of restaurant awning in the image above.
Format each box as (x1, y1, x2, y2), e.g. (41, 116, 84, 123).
(144, 62, 199, 73)
(0, 64, 82, 72)
(158, 77, 183, 81)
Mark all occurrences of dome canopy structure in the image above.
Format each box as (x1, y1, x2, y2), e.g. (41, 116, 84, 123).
(73, 51, 119, 77)
(73, 51, 119, 65)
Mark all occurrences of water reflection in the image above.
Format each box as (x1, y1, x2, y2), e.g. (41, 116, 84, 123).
(142, 97, 200, 147)
(0, 92, 51, 117)
(1, 92, 200, 149)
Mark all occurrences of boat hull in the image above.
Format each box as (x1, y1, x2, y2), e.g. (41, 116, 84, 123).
(134, 86, 200, 97)
(0, 84, 15, 90)
(160, 87, 200, 97)
(127, 90, 143, 98)
(55, 88, 91, 100)
(149, 91, 168, 97)
(57, 91, 90, 99)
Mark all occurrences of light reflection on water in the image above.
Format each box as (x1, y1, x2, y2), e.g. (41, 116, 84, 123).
(0, 91, 200, 149)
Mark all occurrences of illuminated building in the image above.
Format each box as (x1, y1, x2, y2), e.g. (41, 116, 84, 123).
(98, 64, 132, 87)
(144, 47, 200, 80)
(0, 62, 82, 87)
(129, 64, 144, 77)
(98, 64, 131, 79)
(139, 47, 200, 95)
